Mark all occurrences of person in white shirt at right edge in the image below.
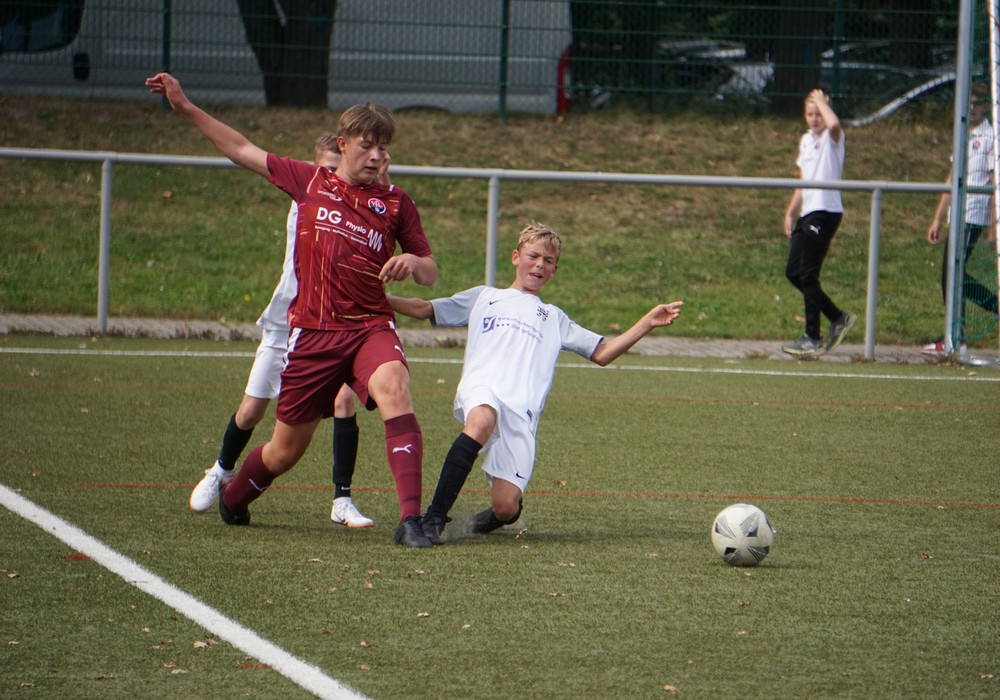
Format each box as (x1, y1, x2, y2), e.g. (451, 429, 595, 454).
(924, 81, 999, 357)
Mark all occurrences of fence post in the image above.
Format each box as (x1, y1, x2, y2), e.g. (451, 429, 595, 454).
(98, 159, 113, 334)
(864, 188, 883, 361)
(497, 0, 510, 124)
(944, 0, 976, 351)
(160, 0, 172, 111)
(486, 174, 500, 286)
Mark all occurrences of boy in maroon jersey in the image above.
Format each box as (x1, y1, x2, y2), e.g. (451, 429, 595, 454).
(146, 72, 438, 547)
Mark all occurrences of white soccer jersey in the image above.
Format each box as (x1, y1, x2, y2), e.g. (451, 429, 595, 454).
(256, 201, 298, 332)
(431, 286, 603, 428)
(964, 119, 994, 226)
(796, 128, 845, 216)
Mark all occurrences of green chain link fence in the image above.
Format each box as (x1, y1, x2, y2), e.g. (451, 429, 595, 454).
(0, 0, 987, 122)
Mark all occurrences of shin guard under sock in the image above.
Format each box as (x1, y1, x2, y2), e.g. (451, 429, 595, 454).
(218, 414, 254, 471)
(221, 445, 275, 513)
(332, 415, 359, 498)
(384, 413, 423, 521)
(427, 432, 482, 518)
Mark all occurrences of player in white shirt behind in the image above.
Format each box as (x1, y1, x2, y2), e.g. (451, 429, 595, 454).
(189, 134, 377, 528)
(389, 222, 683, 544)
(924, 81, 999, 356)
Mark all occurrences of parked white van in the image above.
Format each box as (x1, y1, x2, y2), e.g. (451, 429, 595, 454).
(0, 0, 572, 113)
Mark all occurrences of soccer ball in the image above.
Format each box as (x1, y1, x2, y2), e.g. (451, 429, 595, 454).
(711, 503, 774, 566)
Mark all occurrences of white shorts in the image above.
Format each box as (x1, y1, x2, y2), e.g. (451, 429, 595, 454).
(455, 385, 537, 493)
(244, 326, 290, 400)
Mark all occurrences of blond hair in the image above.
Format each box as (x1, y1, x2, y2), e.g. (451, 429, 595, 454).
(337, 102, 395, 145)
(804, 91, 829, 108)
(516, 222, 562, 261)
(314, 132, 339, 160)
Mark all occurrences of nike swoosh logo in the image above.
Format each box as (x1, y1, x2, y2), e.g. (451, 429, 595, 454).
(488, 300, 500, 305)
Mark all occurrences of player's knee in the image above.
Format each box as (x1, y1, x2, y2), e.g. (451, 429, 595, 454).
(463, 406, 497, 444)
(262, 440, 307, 475)
(369, 364, 413, 414)
(492, 497, 523, 524)
(333, 391, 356, 418)
(235, 398, 268, 428)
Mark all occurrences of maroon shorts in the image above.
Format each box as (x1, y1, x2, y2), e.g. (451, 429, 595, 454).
(276, 323, 409, 425)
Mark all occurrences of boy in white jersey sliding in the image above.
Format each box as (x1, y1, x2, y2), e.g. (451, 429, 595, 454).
(389, 223, 683, 544)
(189, 133, 380, 529)
(146, 72, 438, 548)
(781, 88, 856, 357)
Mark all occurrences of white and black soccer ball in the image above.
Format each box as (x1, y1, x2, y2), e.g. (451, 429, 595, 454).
(711, 503, 774, 566)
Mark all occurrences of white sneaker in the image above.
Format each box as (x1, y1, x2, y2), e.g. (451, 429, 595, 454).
(190, 461, 229, 513)
(331, 497, 374, 528)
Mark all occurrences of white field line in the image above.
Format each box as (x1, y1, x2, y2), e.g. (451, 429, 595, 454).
(2, 346, 999, 383)
(0, 484, 368, 700)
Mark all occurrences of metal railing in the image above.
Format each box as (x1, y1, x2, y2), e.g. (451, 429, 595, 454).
(0, 146, 951, 360)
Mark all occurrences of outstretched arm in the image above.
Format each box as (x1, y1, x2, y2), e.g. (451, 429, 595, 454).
(388, 295, 436, 322)
(145, 72, 269, 177)
(589, 301, 683, 367)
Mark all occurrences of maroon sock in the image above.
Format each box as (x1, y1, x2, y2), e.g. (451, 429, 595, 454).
(384, 413, 423, 521)
(221, 444, 276, 513)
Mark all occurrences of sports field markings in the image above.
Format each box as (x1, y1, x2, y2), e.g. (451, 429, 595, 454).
(73, 482, 1000, 509)
(552, 359, 1000, 383)
(3, 345, 999, 383)
(0, 484, 368, 700)
(5, 377, 994, 412)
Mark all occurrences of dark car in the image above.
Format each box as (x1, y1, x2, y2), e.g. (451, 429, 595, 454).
(707, 38, 959, 124)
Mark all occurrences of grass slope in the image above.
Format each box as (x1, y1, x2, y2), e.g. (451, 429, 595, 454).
(1, 94, 981, 347)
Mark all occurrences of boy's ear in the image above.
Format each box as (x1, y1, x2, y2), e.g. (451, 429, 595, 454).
(511, 249, 519, 264)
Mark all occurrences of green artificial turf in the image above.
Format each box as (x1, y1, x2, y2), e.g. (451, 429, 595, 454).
(1, 336, 997, 698)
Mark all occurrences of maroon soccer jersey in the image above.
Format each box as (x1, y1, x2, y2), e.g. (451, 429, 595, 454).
(266, 154, 432, 330)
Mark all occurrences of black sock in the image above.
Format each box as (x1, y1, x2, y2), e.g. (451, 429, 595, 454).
(427, 433, 482, 517)
(332, 415, 359, 498)
(218, 414, 253, 471)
